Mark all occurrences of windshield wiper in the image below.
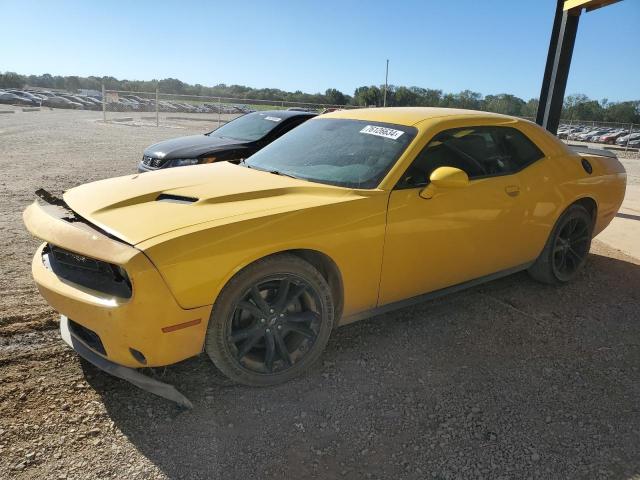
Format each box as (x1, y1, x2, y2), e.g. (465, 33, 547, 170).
(268, 170, 299, 179)
(243, 162, 302, 180)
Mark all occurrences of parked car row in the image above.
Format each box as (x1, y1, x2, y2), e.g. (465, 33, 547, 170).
(557, 124, 640, 147)
(0, 88, 260, 114)
(107, 95, 256, 114)
(0, 88, 104, 110)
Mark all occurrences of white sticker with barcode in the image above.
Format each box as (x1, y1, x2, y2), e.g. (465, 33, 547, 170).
(264, 116, 282, 122)
(360, 125, 404, 140)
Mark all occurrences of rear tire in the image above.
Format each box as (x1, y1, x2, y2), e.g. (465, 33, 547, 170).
(205, 254, 334, 386)
(528, 204, 593, 285)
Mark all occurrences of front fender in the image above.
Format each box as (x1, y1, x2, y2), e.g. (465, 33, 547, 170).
(139, 195, 388, 319)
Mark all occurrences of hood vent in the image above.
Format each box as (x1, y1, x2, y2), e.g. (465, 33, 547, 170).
(156, 194, 199, 204)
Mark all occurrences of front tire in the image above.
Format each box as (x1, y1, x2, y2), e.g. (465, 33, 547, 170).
(528, 204, 593, 285)
(205, 254, 334, 386)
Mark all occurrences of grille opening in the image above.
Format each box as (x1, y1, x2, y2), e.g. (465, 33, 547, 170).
(68, 320, 106, 356)
(44, 245, 132, 298)
(156, 193, 198, 204)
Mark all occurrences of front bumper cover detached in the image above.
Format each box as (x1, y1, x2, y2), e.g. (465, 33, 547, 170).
(60, 315, 193, 409)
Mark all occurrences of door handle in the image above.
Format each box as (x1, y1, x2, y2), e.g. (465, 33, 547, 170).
(505, 185, 520, 197)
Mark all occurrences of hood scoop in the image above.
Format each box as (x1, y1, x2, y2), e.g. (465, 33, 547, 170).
(156, 194, 199, 204)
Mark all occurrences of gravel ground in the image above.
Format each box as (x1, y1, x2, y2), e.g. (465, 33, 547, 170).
(1, 109, 639, 479)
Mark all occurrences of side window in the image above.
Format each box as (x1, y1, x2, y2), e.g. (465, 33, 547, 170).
(396, 126, 544, 189)
(497, 128, 545, 170)
(270, 116, 309, 140)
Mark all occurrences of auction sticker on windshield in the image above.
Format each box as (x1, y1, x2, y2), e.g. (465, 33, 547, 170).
(264, 116, 282, 122)
(360, 125, 404, 140)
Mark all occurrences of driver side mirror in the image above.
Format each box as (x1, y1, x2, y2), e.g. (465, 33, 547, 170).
(419, 166, 470, 199)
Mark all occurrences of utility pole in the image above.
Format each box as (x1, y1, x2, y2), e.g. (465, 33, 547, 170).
(155, 86, 159, 127)
(101, 83, 106, 123)
(383, 59, 389, 107)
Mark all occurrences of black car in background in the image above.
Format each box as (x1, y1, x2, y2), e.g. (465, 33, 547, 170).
(138, 110, 316, 172)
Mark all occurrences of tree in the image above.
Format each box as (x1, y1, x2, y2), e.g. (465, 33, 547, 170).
(352, 86, 382, 107)
(394, 86, 418, 107)
(158, 78, 186, 94)
(484, 94, 525, 116)
(454, 90, 483, 110)
(64, 76, 81, 92)
(521, 98, 539, 118)
(0, 72, 24, 88)
(604, 101, 640, 124)
(3, 70, 638, 123)
(420, 88, 443, 107)
(563, 94, 604, 121)
(324, 88, 346, 105)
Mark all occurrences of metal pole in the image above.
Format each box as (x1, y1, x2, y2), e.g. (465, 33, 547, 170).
(155, 87, 159, 127)
(383, 59, 389, 107)
(537, 0, 564, 127)
(101, 83, 106, 123)
(536, 4, 580, 134)
(217, 97, 221, 128)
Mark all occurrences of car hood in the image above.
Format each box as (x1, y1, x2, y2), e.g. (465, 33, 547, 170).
(144, 134, 244, 159)
(63, 162, 358, 246)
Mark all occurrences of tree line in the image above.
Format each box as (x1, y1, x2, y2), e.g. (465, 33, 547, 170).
(1, 71, 638, 124)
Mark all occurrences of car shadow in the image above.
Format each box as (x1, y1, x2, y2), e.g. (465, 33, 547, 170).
(83, 252, 640, 479)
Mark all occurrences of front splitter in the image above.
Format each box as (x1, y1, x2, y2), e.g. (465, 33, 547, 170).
(60, 316, 193, 409)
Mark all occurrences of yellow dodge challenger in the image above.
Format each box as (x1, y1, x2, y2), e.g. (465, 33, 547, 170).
(24, 107, 626, 406)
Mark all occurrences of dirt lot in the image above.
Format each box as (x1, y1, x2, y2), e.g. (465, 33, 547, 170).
(1, 109, 639, 479)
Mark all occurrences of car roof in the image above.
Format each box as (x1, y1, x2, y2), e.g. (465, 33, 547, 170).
(322, 107, 512, 126)
(252, 109, 317, 119)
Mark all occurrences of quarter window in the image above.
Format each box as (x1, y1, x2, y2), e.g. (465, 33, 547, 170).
(397, 126, 544, 188)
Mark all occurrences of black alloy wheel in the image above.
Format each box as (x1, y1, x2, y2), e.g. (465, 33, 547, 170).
(551, 216, 591, 282)
(228, 275, 322, 374)
(528, 204, 593, 285)
(205, 254, 334, 386)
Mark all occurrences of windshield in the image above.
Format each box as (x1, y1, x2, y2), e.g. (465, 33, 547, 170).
(245, 118, 416, 189)
(208, 112, 285, 142)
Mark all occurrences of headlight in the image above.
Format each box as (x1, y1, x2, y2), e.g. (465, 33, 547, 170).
(171, 158, 200, 167)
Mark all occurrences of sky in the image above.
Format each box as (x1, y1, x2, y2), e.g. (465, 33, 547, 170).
(1, 0, 638, 101)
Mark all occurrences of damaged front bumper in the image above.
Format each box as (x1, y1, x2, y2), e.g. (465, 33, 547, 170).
(61, 316, 193, 409)
(23, 191, 211, 407)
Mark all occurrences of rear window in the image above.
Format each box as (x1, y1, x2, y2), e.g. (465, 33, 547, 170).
(208, 112, 285, 142)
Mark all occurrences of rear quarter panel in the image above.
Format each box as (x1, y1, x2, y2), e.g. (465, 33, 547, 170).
(576, 152, 626, 235)
(518, 147, 626, 261)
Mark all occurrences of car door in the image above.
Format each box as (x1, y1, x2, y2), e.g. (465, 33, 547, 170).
(378, 125, 544, 306)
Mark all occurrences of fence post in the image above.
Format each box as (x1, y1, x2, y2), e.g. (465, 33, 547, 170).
(155, 87, 159, 127)
(624, 122, 633, 152)
(218, 97, 221, 128)
(101, 84, 106, 123)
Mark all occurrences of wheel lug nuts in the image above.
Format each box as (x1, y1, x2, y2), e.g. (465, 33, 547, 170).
(269, 309, 274, 314)
(266, 328, 270, 333)
(279, 313, 284, 317)
(260, 318, 265, 323)
(277, 325, 282, 330)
